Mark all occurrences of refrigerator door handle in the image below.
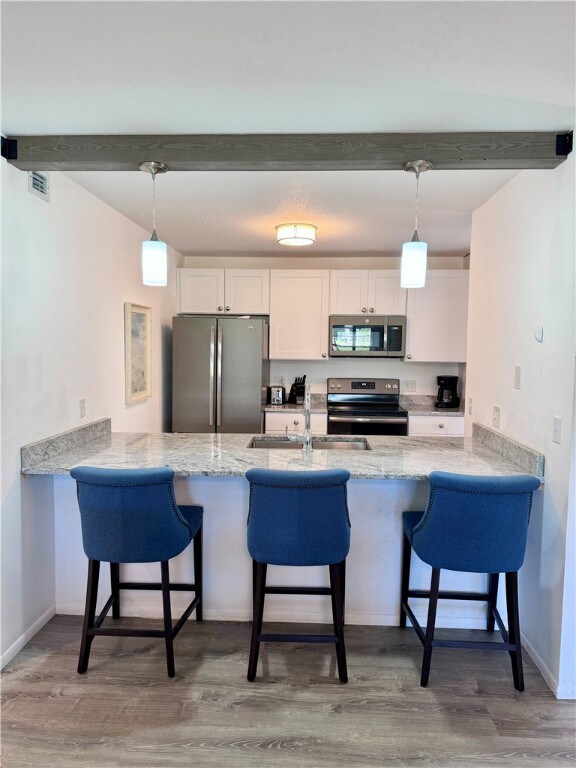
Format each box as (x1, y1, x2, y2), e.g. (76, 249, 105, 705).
(216, 324, 223, 426)
(209, 324, 215, 426)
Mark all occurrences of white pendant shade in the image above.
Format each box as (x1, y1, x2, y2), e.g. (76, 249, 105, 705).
(142, 239, 168, 286)
(276, 223, 316, 246)
(400, 240, 427, 288)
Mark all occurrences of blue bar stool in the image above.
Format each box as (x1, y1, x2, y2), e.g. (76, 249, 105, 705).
(70, 466, 203, 677)
(245, 468, 351, 683)
(400, 471, 541, 690)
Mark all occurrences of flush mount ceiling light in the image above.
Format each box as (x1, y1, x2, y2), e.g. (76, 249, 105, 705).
(401, 160, 433, 289)
(140, 161, 168, 286)
(275, 223, 317, 247)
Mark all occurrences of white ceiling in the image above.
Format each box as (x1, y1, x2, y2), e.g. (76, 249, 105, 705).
(2, 1, 574, 255)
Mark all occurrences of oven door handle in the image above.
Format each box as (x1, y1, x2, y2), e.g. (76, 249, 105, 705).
(328, 415, 408, 424)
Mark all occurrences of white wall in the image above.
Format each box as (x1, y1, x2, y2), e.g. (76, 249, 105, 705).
(467, 156, 575, 698)
(1, 164, 179, 666)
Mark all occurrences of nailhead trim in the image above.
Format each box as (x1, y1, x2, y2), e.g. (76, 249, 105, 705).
(413, 485, 535, 536)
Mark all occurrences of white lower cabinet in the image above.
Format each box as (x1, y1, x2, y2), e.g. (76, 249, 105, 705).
(408, 414, 465, 436)
(265, 412, 327, 435)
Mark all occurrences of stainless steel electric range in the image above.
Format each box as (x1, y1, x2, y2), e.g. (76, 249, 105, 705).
(327, 378, 408, 436)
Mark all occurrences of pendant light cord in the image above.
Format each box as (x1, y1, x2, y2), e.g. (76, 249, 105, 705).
(151, 171, 157, 235)
(414, 169, 420, 235)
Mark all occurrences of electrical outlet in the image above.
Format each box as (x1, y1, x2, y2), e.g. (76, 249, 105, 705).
(553, 417, 562, 445)
(468, 397, 473, 415)
(492, 405, 501, 429)
(514, 365, 522, 390)
(404, 380, 416, 393)
(79, 399, 86, 418)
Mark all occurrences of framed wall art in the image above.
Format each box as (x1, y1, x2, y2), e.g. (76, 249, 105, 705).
(124, 302, 152, 404)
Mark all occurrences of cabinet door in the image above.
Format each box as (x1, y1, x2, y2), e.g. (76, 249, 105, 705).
(270, 270, 330, 360)
(224, 269, 270, 314)
(368, 271, 407, 314)
(329, 271, 369, 314)
(177, 269, 225, 314)
(405, 271, 469, 362)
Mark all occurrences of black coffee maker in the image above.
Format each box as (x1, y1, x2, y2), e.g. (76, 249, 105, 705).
(435, 375, 460, 409)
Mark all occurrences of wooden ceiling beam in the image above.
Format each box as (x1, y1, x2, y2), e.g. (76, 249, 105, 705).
(3, 131, 572, 172)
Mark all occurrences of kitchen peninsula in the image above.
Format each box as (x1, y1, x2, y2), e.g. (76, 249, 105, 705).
(22, 421, 544, 631)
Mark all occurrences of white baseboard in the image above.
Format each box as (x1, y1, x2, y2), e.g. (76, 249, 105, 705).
(521, 631, 576, 700)
(55, 604, 487, 629)
(1, 605, 56, 670)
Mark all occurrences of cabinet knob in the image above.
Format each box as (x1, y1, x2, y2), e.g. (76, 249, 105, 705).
(439, 423, 445, 429)
(407, 354, 413, 359)
(218, 306, 224, 311)
(225, 306, 231, 311)
(294, 419, 299, 425)
(369, 307, 374, 313)
(322, 353, 327, 358)
(361, 307, 367, 313)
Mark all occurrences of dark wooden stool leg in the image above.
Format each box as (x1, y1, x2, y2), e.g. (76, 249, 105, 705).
(78, 559, 100, 674)
(340, 559, 346, 626)
(400, 531, 412, 628)
(161, 561, 175, 678)
(247, 561, 267, 681)
(330, 561, 348, 683)
(193, 524, 203, 622)
(487, 573, 499, 632)
(110, 562, 120, 619)
(505, 571, 524, 691)
(420, 567, 441, 687)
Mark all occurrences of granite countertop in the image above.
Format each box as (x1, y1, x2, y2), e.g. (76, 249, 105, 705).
(21, 427, 543, 481)
(263, 395, 464, 417)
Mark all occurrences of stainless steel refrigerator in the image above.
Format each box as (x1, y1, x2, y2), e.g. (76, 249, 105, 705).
(172, 315, 269, 433)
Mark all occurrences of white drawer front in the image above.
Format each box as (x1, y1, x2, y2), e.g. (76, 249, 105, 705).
(408, 415, 465, 436)
(265, 412, 327, 434)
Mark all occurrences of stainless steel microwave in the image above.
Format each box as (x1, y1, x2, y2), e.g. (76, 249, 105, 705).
(329, 315, 406, 358)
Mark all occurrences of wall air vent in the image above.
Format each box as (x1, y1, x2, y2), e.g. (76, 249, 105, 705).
(28, 171, 50, 201)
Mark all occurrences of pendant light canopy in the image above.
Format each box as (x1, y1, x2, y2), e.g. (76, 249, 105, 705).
(140, 161, 168, 286)
(401, 160, 432, 289)
(276, 223, 317, 246)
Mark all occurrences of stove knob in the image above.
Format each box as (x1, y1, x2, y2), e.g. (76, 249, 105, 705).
(329, 384, 335, 389)
(336, 384, 342, 389)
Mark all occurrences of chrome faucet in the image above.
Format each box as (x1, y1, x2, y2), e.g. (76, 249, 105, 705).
(285, 384, 313, 452)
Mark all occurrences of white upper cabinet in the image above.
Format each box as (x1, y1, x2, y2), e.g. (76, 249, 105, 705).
(330, 270, 406, 315)
(223, 269, 270, 314)
(177, 268, 269, 314)
(269, 270, 330, 360)
(405, 270, 469, 362)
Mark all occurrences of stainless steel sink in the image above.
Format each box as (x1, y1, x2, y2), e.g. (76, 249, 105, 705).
(248, 437, 370, 450)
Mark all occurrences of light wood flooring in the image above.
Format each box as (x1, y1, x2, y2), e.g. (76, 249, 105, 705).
(2, 616, 575, 768)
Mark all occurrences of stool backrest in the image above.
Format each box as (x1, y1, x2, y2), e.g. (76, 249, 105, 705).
(70, 466, 191, 563)
(245, 469, 351, 566)
(413, 471, 541, 573)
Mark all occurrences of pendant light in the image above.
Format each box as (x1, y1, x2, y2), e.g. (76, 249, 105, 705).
(139, 161, 168, 286)
(401, 160, 432, 289)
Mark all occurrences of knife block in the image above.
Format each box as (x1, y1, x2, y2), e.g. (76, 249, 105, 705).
(288, 383, 305, 405)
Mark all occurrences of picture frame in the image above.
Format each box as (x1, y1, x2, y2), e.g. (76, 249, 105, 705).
(124, 302, 152, 404)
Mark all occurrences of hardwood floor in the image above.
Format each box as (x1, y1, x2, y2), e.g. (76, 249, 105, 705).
(2, 616, 575, 767)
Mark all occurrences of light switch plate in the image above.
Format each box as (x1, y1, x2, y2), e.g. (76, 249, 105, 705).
(79, 399, 86, 418)
(404, 380, 416, 393)
(514, 365, 522, 390)
(493, 405, 501, 429)
(553, 417, 562, 444)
